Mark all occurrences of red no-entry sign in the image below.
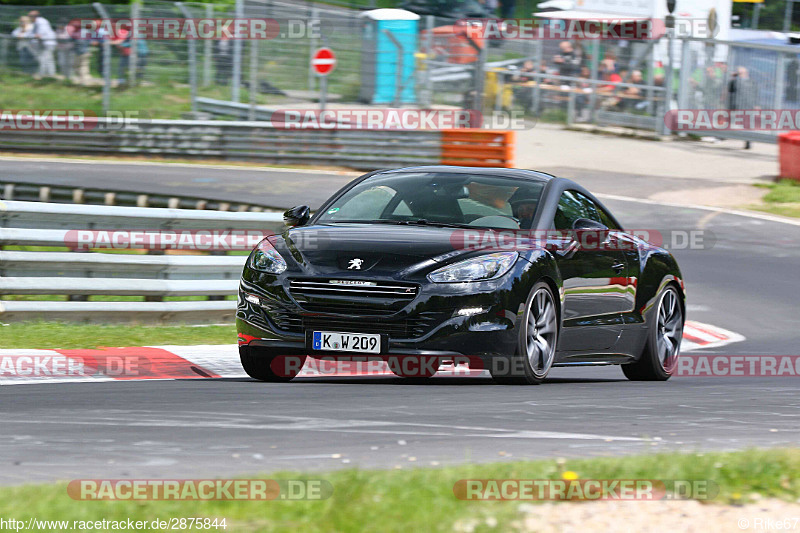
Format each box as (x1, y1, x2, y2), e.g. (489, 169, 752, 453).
(311, 48, 337, 76)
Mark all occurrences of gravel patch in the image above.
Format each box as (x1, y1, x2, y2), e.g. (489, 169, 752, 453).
(511, 498, 800, 532)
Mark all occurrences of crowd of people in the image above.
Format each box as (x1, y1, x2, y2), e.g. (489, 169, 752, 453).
(502, 39, 800, 122)
(503, 41, 661, 119)
(10, 11, 148, 85)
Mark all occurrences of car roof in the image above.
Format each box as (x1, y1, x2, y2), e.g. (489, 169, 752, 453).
(376, 166, 556, 182)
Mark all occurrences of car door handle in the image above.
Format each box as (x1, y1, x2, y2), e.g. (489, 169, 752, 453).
(611, 262, 625, 272)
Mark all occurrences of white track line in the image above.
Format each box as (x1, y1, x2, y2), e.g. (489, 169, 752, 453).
(596, 192, 800, 227)
(0, 320, 745, 385)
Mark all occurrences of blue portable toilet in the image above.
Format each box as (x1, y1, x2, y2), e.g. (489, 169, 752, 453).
(359, 9, 419, 105)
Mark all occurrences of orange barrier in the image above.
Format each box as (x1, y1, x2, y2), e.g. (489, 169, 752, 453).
(440, 129, 515, 168)
(779, 131, 800, 181)
(423, 24, 485, 65)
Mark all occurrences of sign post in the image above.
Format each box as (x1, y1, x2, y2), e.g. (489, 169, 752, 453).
(311, 48, 337, 111)
(663, 0, 676, 134)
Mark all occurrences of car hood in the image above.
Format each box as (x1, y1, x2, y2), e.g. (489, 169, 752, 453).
(271, 223, 481, 278)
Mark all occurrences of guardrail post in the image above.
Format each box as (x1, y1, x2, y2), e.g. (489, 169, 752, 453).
(129, 0, 140, 85)
(677, 38, 691, 113)
(420, 15, 434, 107)
(774, 51, 786, 112)
(203, 4, 213, 87)
(232, 0, 243, 102)
(177, 3, 198, 113)
(587, 40, 599, 123)
(93, 2, 112, 115)
(465, 36, 485, 112)
(308, 7, 319, 91)
(566, 91, 575, 126)
(249, 39, 258, 121)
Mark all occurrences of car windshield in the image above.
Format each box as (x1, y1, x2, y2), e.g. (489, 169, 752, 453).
(315, 172, 545, 230)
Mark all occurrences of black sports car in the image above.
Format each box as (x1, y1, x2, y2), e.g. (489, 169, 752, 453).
(237, 166, 685, 384)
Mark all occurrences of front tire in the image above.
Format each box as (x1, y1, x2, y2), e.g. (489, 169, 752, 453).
(622, 284, 683, 381)
(240, 346, 306, 382)
(491, 281, 559, 385)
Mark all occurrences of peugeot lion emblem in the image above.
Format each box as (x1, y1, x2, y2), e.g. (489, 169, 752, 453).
(347, 258, 363, 270)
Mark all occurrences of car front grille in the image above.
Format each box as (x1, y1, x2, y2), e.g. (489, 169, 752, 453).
(262, 304, 447, 340)
(288, 278, 418, 316)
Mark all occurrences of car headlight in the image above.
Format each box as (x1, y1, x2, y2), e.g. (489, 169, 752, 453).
(428, 252, 518, 283)
(249, 238, 287, 274)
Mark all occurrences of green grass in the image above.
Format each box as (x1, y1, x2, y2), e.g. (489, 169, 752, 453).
(0, 449, 797, 532)
(761, 179, 800, 204)
(0, 70, 255, 120)
(750, 179, 800, 218)
(0, 321, 235, 349)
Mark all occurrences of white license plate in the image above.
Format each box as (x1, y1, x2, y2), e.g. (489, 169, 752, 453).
(312, 331, 381, 354)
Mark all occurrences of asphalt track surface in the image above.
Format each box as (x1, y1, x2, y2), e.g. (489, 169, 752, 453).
(1, 160, 799, 485)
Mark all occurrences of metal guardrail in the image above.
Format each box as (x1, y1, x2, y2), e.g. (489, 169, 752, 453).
(1, 180, 269, 212)
(0, 200, 284, 230)
(0, 118, 442, 170)
(0, 200, 284, 323)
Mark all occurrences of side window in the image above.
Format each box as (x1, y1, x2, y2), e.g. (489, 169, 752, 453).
(554, 190, 619, 230)
(554, 190, 586, 230)
(579, 194, 619, 229)
(391, 200, 412, 216)
(596, 206, 619, 230)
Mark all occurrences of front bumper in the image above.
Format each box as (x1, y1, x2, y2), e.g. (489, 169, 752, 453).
(236, 286, 521, 359)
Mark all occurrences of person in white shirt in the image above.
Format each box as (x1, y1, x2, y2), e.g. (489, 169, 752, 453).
(11, 16, 37, 74)
(29, 10, 57, 78)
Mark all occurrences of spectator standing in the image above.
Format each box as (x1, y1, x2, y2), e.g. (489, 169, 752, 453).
(29, 10, 57, 79)
(92, 20, 110, 83)
(67, 20, 92, 85)
(553, 41, 581, 81)
(728, 67, 758, 148)
(12, 16, 36, 75)
(55, 20, 73, 80)
(728, 66, 758, 110)
(114, 28, 149, 85)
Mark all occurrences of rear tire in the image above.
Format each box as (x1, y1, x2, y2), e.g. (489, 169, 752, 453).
(622, 284, 683, 381)
(491, 281, 558, 385)
(240, 346, 306, 382)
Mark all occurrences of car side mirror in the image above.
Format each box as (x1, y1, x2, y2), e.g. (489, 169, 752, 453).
(284, 205, 310, 227)
(572, 218, 608, 231)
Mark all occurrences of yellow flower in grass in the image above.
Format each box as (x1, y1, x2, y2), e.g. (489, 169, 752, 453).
(562, 470, 579, 481)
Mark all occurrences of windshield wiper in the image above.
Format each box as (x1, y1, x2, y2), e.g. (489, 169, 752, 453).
(323, 219, 473, 229)
(395, 219, 475, 229)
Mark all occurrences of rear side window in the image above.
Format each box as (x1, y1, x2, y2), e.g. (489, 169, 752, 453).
(554, 190, 618, 230)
